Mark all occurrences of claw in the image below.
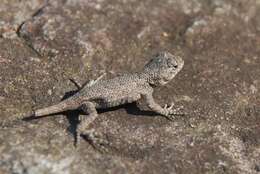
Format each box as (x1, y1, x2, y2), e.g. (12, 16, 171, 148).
(170, 108, 186, 116)
(164, 114, 175, 121)
(168, 102, 174, 110)
(164, 103, 174, 109)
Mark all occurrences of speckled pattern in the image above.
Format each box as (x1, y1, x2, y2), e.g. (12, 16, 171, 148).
(0, 0, 260, 174)
(32, 52, 183, 116)
(32, 52, 183, 146)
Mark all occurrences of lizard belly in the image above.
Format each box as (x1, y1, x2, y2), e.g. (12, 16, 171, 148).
(94, 94, 141, 109)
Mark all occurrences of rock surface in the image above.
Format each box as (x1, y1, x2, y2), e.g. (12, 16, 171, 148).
(0, 0, 259, 173)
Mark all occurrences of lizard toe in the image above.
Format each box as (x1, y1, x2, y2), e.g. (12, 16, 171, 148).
(81, 129, 111, 152)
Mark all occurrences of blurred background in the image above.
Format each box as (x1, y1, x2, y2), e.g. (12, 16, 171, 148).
(0, 0, 259, 173)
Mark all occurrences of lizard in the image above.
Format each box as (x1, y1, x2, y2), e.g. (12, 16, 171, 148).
(27, 51, 184, 146)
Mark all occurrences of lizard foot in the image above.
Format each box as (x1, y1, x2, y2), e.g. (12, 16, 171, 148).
(81, 129, 111, 153)
(163, 103, 185, 121)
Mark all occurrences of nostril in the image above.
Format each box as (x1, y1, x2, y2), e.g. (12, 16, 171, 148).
(173, 65, 178, 68)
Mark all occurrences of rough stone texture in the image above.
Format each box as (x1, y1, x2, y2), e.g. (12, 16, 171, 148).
(0, 0, 259, 174)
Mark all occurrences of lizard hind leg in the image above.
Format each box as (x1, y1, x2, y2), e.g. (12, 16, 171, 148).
(69, 78, 82, 90)
(76, 101, 98, 145)
(77, 101, 110, 151)
(70, 73, 106, 91)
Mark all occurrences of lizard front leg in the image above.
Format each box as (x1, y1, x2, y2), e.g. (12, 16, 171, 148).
(141, 93, 181, 120)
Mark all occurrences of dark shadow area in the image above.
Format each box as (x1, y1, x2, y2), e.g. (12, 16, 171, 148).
(61, 89, 80, 146)
(122, 102, 157, 117)
(22, 87, 158, 146)
(22, 88, 81, 145)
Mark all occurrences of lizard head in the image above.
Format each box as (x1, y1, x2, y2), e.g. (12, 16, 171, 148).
(143, 52, 184, 86)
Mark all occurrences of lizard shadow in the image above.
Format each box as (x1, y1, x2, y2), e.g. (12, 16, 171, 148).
(120, 103, 157, 117)
(22, 89, 81, 145)
(61, 90, 157, 145)
(23, 89, 157, 145)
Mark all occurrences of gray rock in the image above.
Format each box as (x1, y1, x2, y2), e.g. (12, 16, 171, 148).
(0, 0, 259, 173)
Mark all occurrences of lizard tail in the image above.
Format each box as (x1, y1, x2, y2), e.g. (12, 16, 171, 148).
(33, 99, 76, 117)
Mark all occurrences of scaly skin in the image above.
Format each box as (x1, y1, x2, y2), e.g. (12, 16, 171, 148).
(31, 52, 184, 146)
